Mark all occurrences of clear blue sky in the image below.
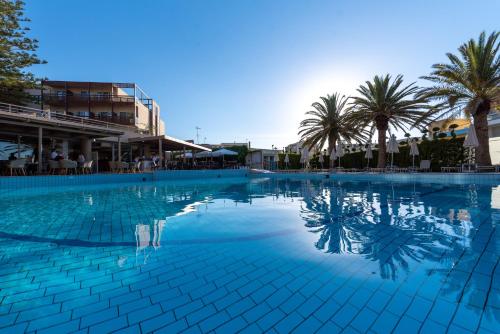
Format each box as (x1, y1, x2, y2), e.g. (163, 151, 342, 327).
(25, 0, 499, 148)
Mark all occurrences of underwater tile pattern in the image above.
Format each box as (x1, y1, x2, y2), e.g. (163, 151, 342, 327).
(0, 177, 499, 333)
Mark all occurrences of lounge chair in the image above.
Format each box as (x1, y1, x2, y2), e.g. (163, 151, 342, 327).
(441, 166, 461, 173)
(476, 165, 496, 173)
(410, 160, 430, 172)
(7, 159, 26, 176)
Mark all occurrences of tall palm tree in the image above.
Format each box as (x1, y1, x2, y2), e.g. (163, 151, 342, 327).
(349, 75, 427, 168)
(298, 93, 365, 155)
(418, 31, 499, 166)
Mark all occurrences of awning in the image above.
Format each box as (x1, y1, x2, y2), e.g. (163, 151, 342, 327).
(0, 106, 124, 138)
(128, 135, 211, 152)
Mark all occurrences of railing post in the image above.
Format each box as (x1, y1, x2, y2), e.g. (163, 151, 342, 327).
(9, 104, 12, 113)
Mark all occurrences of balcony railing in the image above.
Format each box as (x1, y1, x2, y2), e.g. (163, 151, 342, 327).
(40, 93, 136, 104)
(0, 102, 137, 132)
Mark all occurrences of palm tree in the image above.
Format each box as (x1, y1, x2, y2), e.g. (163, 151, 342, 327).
(349, 75, 427, 168)
(418, 31, 499, 166)
(298, 93, 365, 155)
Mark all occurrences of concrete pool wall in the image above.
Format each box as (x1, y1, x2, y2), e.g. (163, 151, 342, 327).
(2, 170, 500, 194)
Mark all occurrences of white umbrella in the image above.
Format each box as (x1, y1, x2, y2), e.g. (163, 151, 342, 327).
(387, 135, 399, 167)
(463, 124, 479, 171)
(211, 148, 238, 157)
(284, 153, 289, 169)
(179, 152, 193, 159)
(195, 151, 213, 158)
(336, 141, 344, 167)
(300, 147, 309, 168)
(329, 147, 336, 168)
(318, 153, 324, 169)
(364, 142, 373, 167)
(409, 138, 419, 168)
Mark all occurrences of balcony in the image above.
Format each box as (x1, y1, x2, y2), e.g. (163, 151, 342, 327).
(41, 93, 136, 105)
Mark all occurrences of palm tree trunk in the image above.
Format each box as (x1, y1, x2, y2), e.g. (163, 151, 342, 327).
(328, 135, 337, 168)
(474, 100, 492, 166)
(376, 122, 388, 168)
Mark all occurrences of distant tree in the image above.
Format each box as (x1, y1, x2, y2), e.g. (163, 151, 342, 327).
(349, 75, 427, 168)
(419, 31, 499, 166)
(0, 0, 45, 104)
(298, 93, 366, 155)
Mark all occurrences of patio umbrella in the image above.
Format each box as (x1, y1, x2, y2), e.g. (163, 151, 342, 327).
(364, 142, 373, 167)
(336, 141, 344, 167)
(284, 153, 289, 169)
(387, 135, 399, 167)
(463, 124, 479, 171)
(300, 147, 309, 168)
(211, 148, 238, 157)
(179, 152, 193, 159)
(409, 138, 419, 168)
(318, 153, 324, 169)
(195, 151, 213, 158)
(211, 148, 238, 168)
(329, 147, 336, 168)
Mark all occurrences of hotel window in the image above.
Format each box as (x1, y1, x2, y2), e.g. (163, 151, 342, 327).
(96, 92, 110, 100)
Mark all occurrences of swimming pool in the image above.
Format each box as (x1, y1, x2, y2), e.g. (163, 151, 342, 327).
(0, 175, 498, 333)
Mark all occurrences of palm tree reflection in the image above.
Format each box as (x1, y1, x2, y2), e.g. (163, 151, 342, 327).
(299, 180, 489, 282)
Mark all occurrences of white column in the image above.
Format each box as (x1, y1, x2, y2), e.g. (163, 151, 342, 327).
(17, 135, 21, 158)
(158, 139, 163, 168)
(118, 137, 121, 162)
(80, 138, 92, 162)
(62, 140, 69, 159)
(38, 128, 43, 174)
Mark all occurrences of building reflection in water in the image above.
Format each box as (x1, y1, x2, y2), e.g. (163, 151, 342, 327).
(134, 219, 167, 265)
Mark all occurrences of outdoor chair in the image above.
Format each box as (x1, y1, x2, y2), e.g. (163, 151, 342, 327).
(7, 159, 26, 176)
(108, 161, 118, 173)
(130, 162, 141, 173)
(60, 160, 77, 175)
(48, 160, 61, 175)
(119, 162, 130, 173)
(80, 160, 93, 174)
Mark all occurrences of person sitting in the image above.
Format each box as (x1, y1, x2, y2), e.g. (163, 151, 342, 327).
(8, 153, 17, 161)
(55, 152, 64, 161)
(77, 153, 85, 167)
(50, 149, 58, 160)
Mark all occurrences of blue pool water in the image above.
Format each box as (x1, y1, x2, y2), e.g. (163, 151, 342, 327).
(0, 176, 498, 333)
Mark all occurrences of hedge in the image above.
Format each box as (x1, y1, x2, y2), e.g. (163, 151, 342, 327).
(278, 137, 466, 171)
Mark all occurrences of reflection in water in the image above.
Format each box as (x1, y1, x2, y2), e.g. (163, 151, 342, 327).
(134, 219, 167, 264)
(287, 178, 497, 322)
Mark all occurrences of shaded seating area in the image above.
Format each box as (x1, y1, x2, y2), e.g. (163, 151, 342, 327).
(0, 102, 124, 176)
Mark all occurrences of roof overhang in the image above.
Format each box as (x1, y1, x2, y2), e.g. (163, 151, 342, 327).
(0, 110, 124, 138)
(128, 135, 211, 152)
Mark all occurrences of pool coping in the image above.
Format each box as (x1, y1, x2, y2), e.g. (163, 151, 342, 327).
(2, 169, 500, 190)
